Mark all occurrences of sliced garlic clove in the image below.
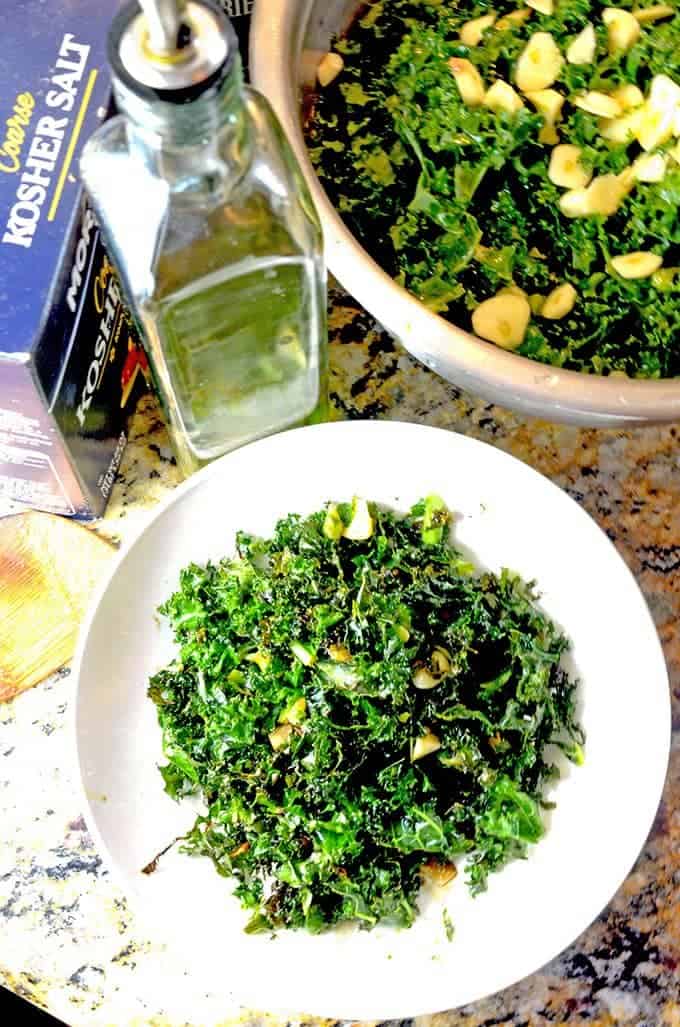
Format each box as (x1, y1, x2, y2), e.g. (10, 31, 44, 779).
(459, 13, 497, 46)
(484, 78, 525, 113)
(500, 284, 530, 300)
(471, 292, 531, 349)
(634, 102, 676, 150)
(497, 7, 533, 29)
(588, 172, 633, 215)
(653, 73, 680, 109)
(566, 23, 597, 64)
(610, 251, 663, 278)
(633, 4, 675, 22)
(649, 73, 680, 110)
(574, 91, 623, 118)
(343, 497, 375, 540)
(632, 151, 668, 182)
(317, 52, 345, 87)
(328, 643, 352, 663)
(599, 107, 644, 142)
(611, 83, 645, 110)
(541, 282, 578, 319)
(525, 87, 565, 143)
(603, 8, 642, 53)
(269, 724, 293, 751)
(527, 0, 553, 14)
(412, 731, 442, 761)
(420, 858, 457, 886)
(560, 172, 631, 218)
(448, 57, 486, 107)
(643, 75, 680, 146)
(616, 165, 636, 190)
(279, 697, 307, 726)
(515, 32, 564, 92)
(539, 123, 560, 144)
(559, 187, 593, 217)
(548, 143, 592, 188)
(645, 74, 680, 145)
(524, 88, 565, 119)
(413, 668, 439, 690)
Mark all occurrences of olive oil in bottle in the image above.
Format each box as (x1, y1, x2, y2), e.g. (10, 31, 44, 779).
(80, 0, 327, 476)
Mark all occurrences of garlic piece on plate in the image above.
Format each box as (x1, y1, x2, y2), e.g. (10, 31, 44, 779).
(484, 79, 525, 113)
(269, 723, 293, 751)
(317, 52, 344, 87)
(525, 87, 565, 143)
(566, 23, 597, 64)
(459, 13, 497, 46)
(541, 282, 578, 319)
(548, 144, 592, 188)
(610, 252, 663, 278)
(603, 8, 641, 53)
(559, 187, 592, 218)
(515, 32, 564, 92)
(472, 291, 531, 349)
(632, 152, 668, 182)
(448, 57, 486, 106)
(412, 667, 440, 691)
(412, 731, 441, 761)
(632, 4, 675, 22)
(634, 103, 676, 150)
(574, 91, 623, 118)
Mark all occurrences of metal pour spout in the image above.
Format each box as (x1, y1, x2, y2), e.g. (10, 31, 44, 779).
(113, 0, 231, 94)
(138, 0, 190, 58)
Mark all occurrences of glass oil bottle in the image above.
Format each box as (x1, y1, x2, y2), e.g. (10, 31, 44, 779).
(80, 0, 327, 476)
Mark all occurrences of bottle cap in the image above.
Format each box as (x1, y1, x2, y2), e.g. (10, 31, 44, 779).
(109, 0, 235, 104)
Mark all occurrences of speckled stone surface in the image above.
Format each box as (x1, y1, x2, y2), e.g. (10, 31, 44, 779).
(1, 287, 678, 1027)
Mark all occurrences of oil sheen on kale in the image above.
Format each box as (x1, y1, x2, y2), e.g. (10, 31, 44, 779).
(148, 497, 584, 933)
(306, 0, 680, 377)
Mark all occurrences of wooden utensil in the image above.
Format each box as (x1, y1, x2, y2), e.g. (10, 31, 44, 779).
(0, 511, 116, 702)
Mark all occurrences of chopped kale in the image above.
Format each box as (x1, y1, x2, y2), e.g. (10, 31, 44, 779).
(149, 498, 583, 932)
(306, 0, 680, 377)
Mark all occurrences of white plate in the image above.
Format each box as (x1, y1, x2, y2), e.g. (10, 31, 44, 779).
(74, 421, 670, 1020)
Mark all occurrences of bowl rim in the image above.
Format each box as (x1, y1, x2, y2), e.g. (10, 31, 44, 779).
(250, 0, 680, 425)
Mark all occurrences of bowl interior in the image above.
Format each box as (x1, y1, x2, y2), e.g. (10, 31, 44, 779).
(251, 0, 680, 424)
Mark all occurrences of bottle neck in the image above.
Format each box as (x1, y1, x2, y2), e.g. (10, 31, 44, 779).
(113, 59, 249, 190)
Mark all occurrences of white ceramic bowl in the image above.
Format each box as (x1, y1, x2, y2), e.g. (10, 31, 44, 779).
(74, 422, 670, 1019)
(251, 0, 680, 425)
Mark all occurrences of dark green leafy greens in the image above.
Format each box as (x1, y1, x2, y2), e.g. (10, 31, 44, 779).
(306, 0, 680, 377)
(149, 498, 583, 933)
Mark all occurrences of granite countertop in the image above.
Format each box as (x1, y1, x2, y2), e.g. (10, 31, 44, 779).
(1, 288, 678, 1027)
